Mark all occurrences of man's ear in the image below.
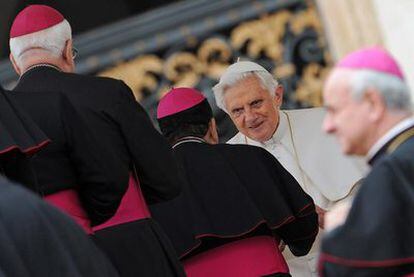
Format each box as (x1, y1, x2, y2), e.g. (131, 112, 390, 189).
(63, 39, 72, 61)
(274, 85, 284, 107)
(62, 39, 75, 72)
(364, 88, 386, 122)
(205, 118, 219, 144)
(9, 53, 21, 75)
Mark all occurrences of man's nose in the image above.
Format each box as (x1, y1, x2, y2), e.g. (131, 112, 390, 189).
(322, 116, 334, 134)
(244, 108, 257, 123)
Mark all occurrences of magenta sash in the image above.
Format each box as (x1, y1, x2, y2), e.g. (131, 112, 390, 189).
(92, 174, 151, 231)
(183, 236, 289, 277)
(43, 190, 93, 234)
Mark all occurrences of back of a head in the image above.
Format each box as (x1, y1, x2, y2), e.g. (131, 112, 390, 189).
(157, 87, 213, 144)
(9, 5, 72, 66)
(213, 61, 279, 113)
(337, 46, 412, 112)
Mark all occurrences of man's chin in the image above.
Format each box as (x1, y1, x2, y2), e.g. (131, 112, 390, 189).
(342, 145, 360, 156)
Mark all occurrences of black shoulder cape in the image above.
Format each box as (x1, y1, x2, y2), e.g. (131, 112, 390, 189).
(0, 88, 49, 155)
(151, 142, 318, 259)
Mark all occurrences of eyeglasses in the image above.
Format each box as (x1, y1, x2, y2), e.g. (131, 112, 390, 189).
(72, 47, 78, 60)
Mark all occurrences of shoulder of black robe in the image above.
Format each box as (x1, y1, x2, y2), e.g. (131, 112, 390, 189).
(6, 90, 126, 225)
(0, 87, 50, 183)
(106, 80, 182, 203)
(15, 67, 181, 204)
(319, 137, 414, 277)
(0, 88, 49, 156)
(0, 177, 119, 277)
(150, 142, 318, 258)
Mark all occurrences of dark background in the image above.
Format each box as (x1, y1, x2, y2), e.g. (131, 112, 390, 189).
(0, 0, 182, 59)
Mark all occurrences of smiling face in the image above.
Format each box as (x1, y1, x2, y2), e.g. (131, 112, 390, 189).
(223, 75, 283, 142)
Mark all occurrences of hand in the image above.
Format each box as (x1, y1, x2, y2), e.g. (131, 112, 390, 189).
(315, 205, 326, 229)
(325, 201, 352, 232)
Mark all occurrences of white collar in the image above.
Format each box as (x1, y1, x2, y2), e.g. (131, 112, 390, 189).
(172, 136, 205, 149)
(366, 116, 414, 161)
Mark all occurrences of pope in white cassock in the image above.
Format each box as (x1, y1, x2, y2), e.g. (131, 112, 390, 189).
(213, 61, 367, 277)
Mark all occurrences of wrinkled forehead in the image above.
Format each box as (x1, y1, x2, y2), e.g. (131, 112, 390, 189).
(222, 73, 259, 90)
(224, 79, 273, 109)
(225, 75, 268, 96)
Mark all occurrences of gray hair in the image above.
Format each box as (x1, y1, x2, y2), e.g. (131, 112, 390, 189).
(10, 20, 72, 67)
(351, 70, 412, 111)
(213, 70, 278, 113)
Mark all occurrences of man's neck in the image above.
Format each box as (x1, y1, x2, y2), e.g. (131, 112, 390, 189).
(366, 112, 413, 159)
(21, 60, 62, 75)
(18, 51, 67, 75)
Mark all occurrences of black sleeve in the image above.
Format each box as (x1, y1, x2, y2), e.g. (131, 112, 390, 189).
(0, 152, 33, 188)
(258, 147, 319, 256)
(109, 81, 182, 204)
(60, 94, 127, 225)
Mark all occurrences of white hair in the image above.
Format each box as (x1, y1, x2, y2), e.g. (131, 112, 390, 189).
(213, 70, 278, 113)
(10, 20, 72, 67)
(351, 70, 412, 112)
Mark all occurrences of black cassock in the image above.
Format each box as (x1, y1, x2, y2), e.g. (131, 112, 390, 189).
(150, 140, 318, 260)
(0, 87, 49, 171)
(319, 126, 414, 277)
(5, 90, 125, 226)
(14, 65, 185, 277)
(0, 177, 118, 277)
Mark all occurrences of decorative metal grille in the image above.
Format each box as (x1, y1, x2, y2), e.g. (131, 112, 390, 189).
(0, 0, 332, 140)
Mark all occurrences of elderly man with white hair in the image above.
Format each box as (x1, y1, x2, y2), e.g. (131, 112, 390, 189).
(9, 5, 185, 277)
(319, 47, 414, 276)
(213, 61, 367, 276)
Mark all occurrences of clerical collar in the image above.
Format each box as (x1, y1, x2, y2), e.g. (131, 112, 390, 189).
(172, 136, 205, 149)
(245, 111, 288, 147)
(22, 63, 61, 76)
(367, 116, 414, 163)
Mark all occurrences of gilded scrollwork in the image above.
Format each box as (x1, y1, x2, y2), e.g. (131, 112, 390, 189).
(230, 11, 292, 62)
(164, 52, 204, 87)
(97, 1, 331, 110)
(295, 63, 330, 107)
(197, 38, 232, 80)
(99, 55, 163, 101)
(290, 6, 323, 35)
(273, 63, 296, 80)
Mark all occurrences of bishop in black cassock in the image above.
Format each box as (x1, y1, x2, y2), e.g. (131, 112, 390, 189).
(320, 125, 414, 276)
(9, 5, 184, 276)
(319, 47, 414, 276)
(151, 87, 318, 277)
